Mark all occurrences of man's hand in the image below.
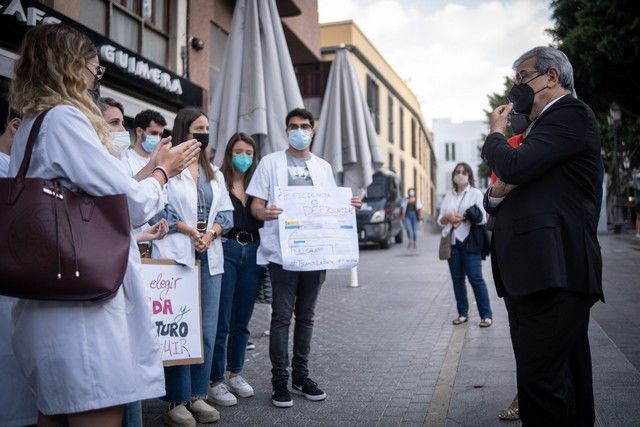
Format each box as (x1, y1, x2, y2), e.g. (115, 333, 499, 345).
(350, 196, 362, 210)
(490, 103, 514, 135)
(490, 178, 517, 198)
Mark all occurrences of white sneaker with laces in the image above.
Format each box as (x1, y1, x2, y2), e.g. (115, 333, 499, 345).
(228, 375, 255, 398)
(207, 383, 238, 407)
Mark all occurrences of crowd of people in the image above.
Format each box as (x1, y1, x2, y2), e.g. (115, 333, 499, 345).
(1, 22, 604, 427)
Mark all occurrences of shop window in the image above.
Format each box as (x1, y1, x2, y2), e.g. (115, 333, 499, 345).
(445, 142, 456, 161)
(79, 0, 170, 66)
(387, 95, 394, 143)
(366, 75, 380, 134)
(399, 107, 404, 151)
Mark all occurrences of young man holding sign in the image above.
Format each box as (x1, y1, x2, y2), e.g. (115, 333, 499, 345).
(248, 108, 361, 408)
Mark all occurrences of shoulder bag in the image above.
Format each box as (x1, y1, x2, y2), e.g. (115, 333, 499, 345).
(0, 109, 131, 301)
(438, 191, 467, 261)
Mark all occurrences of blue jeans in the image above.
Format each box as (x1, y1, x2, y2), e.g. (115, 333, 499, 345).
(447, 242, 493, 319)
(404, 211, 418, 242)
(122, 401, 142, 427)
(211, 240, 262, 381)
(163, 255, 221, 403)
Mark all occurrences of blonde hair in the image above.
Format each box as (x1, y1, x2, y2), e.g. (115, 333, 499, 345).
(10, 24, 116, 155)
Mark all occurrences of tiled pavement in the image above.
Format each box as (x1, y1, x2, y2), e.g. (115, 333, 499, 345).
(142, 231, 640, 426)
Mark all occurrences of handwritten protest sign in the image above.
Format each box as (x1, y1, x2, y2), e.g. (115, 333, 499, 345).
(141, 259, 203, 366)
(274, 186, 359, 271)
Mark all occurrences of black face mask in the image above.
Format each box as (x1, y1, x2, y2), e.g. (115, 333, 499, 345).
(88, 80, 101, 104)
(509, 113, 532, 135)
(192, 133, 209, 149)
(508, 73, 546, 115)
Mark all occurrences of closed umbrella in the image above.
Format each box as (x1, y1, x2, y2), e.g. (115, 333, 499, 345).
(312, 48, 383, 196)
(209, 0, 303, 163)
(312, 48, 383, 287)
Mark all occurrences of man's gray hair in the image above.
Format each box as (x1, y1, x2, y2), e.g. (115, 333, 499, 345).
(513, 46, 575, 92)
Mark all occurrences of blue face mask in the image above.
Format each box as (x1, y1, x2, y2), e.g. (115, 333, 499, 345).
(232, 154, 253, 173)
(288, 129, 312, 151)
(141, 134, 161, 153)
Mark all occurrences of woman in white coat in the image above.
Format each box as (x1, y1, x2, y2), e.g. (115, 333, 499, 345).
(152, 107, 233, 426)
(7, 24, 200, 426)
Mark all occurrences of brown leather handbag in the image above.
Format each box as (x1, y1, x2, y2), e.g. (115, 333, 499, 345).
(0, 109, 131, 301)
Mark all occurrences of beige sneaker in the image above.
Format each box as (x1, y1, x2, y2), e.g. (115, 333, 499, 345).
(187, 399, 220, 423)
(163, 404, 196, 427)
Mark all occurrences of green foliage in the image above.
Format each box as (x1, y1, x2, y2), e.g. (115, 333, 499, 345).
(548, 0, 640, 170)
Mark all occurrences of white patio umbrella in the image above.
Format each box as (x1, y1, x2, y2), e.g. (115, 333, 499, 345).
(312, 48, 383, 196)
(209, 0, 304, 163)
(312, 48, 383, 287)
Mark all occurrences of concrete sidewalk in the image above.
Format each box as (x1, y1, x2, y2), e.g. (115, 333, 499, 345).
(141, 232, 640, 426)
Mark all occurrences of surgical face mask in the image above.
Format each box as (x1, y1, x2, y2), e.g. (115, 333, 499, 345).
(288, 129, 313, 151)
(408, 190, 415, 197)
(111, 131, 131, 154)
(453, 173, 469, 186)
(141, 133, 161, 153)
(509, 113, 533, 135)
(232, 154, 253, 173)
(192, 133, 209, 149)
(508, 73, 546, 116)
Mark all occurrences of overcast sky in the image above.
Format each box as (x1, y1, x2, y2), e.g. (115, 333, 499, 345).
(318, 0, 555, 125)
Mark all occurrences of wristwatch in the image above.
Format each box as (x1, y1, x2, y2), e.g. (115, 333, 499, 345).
(209, 229, 218, 239)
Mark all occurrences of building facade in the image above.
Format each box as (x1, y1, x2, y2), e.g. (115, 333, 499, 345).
(0, 0, 320, 128)
(432, 118, 489, 208)
(295, 21, 436, 215)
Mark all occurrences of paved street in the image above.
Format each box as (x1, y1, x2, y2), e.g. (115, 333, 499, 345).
(143, 230, 640, 426)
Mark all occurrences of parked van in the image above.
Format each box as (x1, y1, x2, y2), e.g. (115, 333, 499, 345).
(357, 170, 404, 248)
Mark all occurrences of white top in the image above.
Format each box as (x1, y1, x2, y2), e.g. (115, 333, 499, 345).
(8, 105, 166, 414)
(0, 152, 9, 176)
(246, 150, 337, 265)
(152, 166, 233, 276)
(401, 197, 423, 215)
(437, 185, 486, 243)
(121, 147, 150, 177)
(0, 153, 38, 426)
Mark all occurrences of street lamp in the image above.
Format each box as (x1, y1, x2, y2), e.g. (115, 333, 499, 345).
(609, 102, 623, 233)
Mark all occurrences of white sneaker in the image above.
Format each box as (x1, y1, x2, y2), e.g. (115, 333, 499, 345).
(228, 375, 255, 398)
(187, 399, 220, 423)
(207, 383, 238, 407)
(163, 404, 196, 427)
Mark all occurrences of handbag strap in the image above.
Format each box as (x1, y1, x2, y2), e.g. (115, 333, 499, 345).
(16, 109, 52, 180)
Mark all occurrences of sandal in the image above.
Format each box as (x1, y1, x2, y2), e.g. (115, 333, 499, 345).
(479, 318, 493, 328)
(498, 405, 519, 421)
(452, 316, 468, 325)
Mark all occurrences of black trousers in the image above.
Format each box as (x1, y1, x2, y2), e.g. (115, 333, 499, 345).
(268, 263, 326, 384)
(504, 289, 596, 427)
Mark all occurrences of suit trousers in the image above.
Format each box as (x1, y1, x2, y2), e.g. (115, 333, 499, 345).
(505, 289, 596, 427)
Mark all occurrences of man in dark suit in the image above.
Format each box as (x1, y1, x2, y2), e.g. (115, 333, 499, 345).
(482, 46, 604, 426)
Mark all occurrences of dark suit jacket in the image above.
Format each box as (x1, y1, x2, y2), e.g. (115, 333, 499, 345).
(481, 95, 604, 300)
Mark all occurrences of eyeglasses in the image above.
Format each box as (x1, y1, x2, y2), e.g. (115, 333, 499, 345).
(515, 69, 541, 84)
(86, 63, 106, 81)
(287, 123, 313, 131)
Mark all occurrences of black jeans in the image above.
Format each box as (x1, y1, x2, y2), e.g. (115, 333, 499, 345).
(505, 289, 596, 427)
(268, 263, 326, 384)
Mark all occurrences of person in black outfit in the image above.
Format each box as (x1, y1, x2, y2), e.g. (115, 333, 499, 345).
(209, 133, 264, 407)
(482, 46, 603, 426)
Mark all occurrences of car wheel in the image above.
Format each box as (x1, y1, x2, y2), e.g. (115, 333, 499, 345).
(395, 228, 404, 244)
(380, 223, 392, 249)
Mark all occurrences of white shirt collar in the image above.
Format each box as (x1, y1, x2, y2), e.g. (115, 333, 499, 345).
(540, 93, 570, 116)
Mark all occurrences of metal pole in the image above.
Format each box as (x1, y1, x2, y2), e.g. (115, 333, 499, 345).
(349, 266, 360, 287)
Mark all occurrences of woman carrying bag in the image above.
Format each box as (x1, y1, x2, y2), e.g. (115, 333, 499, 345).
(208, 133, 264, 407)
(438, 162, 493, 328)
(151, 108, 234, 426)
(6, 24, 199, 426)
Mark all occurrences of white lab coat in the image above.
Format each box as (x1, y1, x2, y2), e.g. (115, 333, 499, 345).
(246, 150, 337, 265)
(7, 105, 165, 415)
(152, 166, 233, 276)
(0, 153, 38, 426)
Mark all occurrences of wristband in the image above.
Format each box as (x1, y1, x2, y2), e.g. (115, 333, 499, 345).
(152, 166, 169, 184)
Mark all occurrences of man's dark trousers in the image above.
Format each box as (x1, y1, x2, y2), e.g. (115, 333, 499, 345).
(505, 289, 596, 427)
(268, 263, 326, 384)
